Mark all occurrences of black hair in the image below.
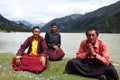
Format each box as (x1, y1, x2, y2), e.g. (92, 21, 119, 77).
(86, 28, 99, 36)
(50, 23, 57, 28)
(32, 26, 40, 31)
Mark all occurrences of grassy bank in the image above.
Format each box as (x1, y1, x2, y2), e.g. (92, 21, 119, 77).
(0, 53, 120, 80)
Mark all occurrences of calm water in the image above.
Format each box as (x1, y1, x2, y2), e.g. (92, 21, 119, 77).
(0, 32, 120, 61)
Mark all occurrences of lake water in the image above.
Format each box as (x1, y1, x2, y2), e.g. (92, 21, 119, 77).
(0, 32, 120, 61)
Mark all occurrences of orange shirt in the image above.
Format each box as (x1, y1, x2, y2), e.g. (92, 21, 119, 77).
(76, 38, 110, 65)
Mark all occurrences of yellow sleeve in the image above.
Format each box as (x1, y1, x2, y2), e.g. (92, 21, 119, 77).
(16, 56, 22, 59)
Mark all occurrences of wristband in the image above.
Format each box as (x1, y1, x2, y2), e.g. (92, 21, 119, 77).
(16, 56, 22, 59)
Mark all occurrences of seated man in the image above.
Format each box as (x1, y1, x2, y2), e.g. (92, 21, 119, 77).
(12, 26, 48, 73)
(65, 28, 119, 80)
(45, 23, 65, 61)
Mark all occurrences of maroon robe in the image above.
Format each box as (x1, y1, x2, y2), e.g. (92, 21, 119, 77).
(48, 48, 65, 61)
(45, 31, 65, 61)
(12, 36, 48, 72)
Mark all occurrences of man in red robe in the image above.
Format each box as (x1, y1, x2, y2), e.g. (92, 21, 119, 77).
(12, 26, 48, 73)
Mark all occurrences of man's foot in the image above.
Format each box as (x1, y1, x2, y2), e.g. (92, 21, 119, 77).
(99, 75, 107, 80)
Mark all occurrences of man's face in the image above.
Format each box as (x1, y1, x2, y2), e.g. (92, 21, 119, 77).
(32, 28, 40, 38)
(51, 25, 57, 33)
(86, 30, 98, 44)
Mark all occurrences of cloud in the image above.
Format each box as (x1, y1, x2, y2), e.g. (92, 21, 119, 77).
(0, 0, 119, 24)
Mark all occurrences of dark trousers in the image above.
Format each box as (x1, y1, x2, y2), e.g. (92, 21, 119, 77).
(65, 58, 119, 80)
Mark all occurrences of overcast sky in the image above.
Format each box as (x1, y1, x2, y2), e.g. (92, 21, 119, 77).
(0, 0, 119, 24)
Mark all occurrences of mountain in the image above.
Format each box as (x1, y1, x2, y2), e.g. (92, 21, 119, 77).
(85, 9, 120, 33)
(41, 1, 120, 33)
(34, 23, 46, 28)
(41, 14, 83, 32)
(0, 14, 31, 32)
(15, 20, 46, 29)
(15, 20, 34, 28)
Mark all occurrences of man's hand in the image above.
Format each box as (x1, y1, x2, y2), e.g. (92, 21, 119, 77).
(88, 43, 95, 55)
(16, 58, 21, 66)
(53, 45, 59, 50)
(40, 56, 46, 67)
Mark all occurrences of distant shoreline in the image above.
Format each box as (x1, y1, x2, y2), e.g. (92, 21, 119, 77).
(0, 31, 120, 34)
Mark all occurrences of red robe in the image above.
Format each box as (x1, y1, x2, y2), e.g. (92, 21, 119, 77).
(12, 36, 48, 72)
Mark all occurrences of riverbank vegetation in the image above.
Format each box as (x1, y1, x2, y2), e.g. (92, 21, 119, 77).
(0, 53, 120, 80)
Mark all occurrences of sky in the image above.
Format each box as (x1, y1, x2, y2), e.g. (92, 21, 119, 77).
(0, 0, 119, 24)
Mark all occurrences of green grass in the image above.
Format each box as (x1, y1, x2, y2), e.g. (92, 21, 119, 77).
(0, 53, 120, 80)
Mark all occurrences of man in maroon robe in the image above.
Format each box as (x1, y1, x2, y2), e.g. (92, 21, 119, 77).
(45, 23, 65, 61)
(12, 26, 48, 73)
